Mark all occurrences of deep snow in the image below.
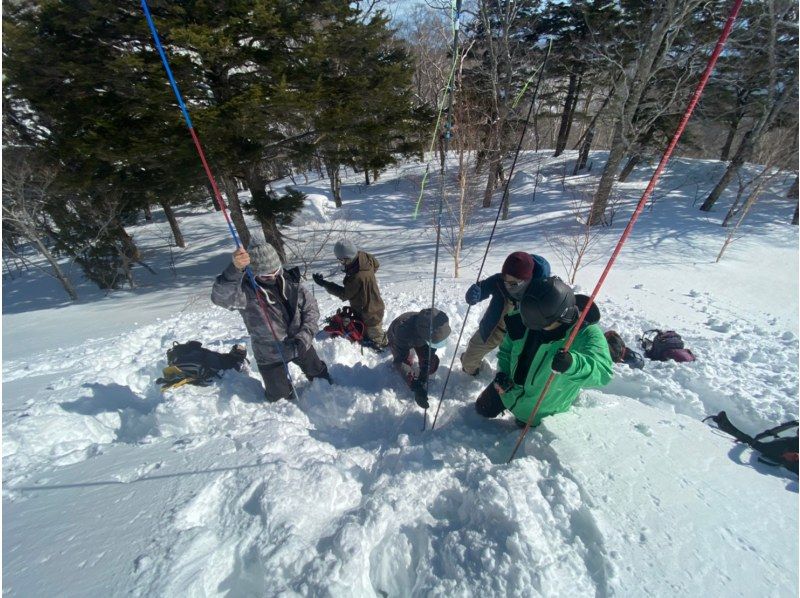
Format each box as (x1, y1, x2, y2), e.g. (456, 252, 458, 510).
(3, 152, 798, 597)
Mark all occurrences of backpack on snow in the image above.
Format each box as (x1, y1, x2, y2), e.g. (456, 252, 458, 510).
(323, 306, 366, 344)
(704, 411, 799, 475)
(640, 329, 696, 362)
(155, 340, 249, 391)
(605, 330, 645, 369)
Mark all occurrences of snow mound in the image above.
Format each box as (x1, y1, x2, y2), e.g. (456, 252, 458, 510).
(292, 192, 334, 225)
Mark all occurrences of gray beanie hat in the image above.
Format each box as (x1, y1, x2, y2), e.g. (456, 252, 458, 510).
(248, 242, 282, 276)
(334, 239, 358, 261)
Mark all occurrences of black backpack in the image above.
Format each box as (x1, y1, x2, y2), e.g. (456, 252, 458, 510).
(704, 411, 799, 475)
(156, 341, 248, 391)
(641, 329, 696, 362)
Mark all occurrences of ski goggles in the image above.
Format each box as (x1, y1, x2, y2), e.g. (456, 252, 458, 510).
(255, 266, 282, 281)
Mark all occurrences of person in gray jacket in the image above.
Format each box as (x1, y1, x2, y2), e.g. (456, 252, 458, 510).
(211, 240, 330, 401)
(387, 308, 451, 408)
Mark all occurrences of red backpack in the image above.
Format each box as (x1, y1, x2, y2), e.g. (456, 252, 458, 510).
(641, 329, 696, 362)
(323, 307, 365, 343)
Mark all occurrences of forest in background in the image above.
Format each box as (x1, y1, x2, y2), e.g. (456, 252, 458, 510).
(3, 0, 798, 300)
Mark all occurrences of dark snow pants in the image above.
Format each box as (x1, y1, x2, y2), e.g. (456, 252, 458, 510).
(257, 344, 328, 401)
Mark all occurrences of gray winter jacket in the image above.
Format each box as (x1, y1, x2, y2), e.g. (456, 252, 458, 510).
(211, 263, 320, 366)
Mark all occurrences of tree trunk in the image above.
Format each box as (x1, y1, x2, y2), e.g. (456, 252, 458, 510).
(207, 182, 221, 211)
(719, 115, 739, 162)
(260, 218, 286, 262)
(325, 161, 342, 207)
(554, 72, 581, 158)
(475, 149, 486, 174)
(700, 130, 754, 212)
(143, 205, 153, 222)
(160, 201, 185, 248)
(588, 122, 626, 225)
(372, 168, 380, 183)
(703, 79, 797, 212)
(245, 171, 287, 261)
(573, 126, 594, 175)
(364, 167, 370, 186)
(788, 175, 798, 225)
(482, 155, 502, 208)
(618, 154, 641, 183)
(221, 177, 251, 247)
(114, 220, 140, 261)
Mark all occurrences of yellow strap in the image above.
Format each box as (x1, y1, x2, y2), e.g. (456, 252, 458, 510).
(160, 377, 194, 392)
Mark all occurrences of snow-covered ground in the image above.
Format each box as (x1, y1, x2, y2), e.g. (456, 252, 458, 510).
(3, 152, 798, 596)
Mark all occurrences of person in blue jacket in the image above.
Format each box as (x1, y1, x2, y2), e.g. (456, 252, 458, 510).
(460, 251, 551, 376)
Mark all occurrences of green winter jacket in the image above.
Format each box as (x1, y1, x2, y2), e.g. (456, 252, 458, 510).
(497, 295, 613, 426)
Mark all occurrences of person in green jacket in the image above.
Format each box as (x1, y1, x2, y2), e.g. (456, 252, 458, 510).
(475, 276, 613, 426)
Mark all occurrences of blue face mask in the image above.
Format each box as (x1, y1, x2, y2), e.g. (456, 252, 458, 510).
(428, 338, 448, 349)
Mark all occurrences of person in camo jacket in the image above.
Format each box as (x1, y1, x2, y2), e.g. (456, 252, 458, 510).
(387, 307, 451, 409)
(212, 239, 331, 402)
(313, 239, 388, 349)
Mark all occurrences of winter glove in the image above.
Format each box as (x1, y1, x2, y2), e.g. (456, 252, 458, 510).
(465, 283, 482, 305)
(312, 273, 326, 286)
(410, 378, 430, 409)
(551, 349, 573, 373)
(493, 371, 514, 394)
(282, 338, 301, 357)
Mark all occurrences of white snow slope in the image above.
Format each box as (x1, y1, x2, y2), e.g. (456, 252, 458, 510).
(3, 152, 798, 597)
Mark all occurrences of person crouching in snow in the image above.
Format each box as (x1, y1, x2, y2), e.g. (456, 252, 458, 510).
(460, 251, 551, 376)
(313, 239, 388, 349)
(474, 276, 612, 426)
(211, 240, 331, 401)
(387, 308, 451, 408)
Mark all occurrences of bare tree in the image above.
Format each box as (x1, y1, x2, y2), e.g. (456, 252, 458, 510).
(716, 128, 796, 260)
(700, 0, 798, 212)
(463, 0, 536, 208)
(2, 154, 78, 301)
(545, 188, 609, 284)
(398, 4, 451, 109)
(586, 0, 710, 225)
(283, 212, 352, 279)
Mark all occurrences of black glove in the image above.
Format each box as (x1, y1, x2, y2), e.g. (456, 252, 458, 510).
(493, 371, 514, 393)
(312, 273, 326, 286)
(552, 349, 573, 373)
(411, 378, 430, 409)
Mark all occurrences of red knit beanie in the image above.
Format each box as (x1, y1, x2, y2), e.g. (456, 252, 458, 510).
(501, 252, 534, 280)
